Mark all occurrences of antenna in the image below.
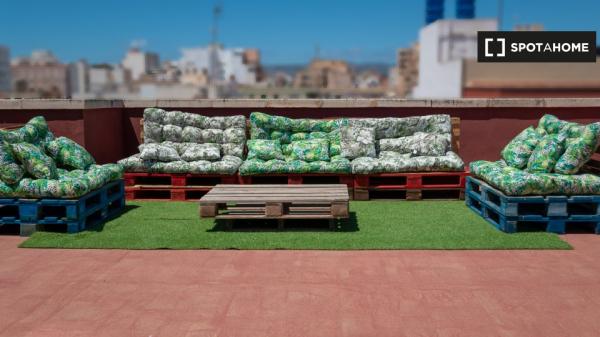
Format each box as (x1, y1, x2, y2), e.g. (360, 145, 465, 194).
(208, 1, 222, 99)
(497, 0, 503, 30)
(314, 44, 320, 60)
(211, 2, 222, 46)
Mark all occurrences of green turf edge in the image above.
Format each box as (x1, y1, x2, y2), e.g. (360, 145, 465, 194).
(19, 201, 573, 250)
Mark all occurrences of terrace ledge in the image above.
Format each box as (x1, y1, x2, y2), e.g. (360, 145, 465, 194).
(1, 98, 600, 110)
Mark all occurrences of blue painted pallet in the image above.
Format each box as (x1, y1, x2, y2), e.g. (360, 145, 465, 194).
(466, 177, 600, 234)
(466, 176, 600, 219)
(0, 180, 125, 236)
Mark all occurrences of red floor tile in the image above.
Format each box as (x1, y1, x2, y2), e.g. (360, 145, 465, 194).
(0, 235, 599, 337)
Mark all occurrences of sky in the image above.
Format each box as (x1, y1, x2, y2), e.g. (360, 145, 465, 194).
(1, 0, 599, 65)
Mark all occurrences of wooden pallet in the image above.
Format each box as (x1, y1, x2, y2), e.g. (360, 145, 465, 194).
(125, 185, 212, 201)
(199, 184, 349, 230)
(124, 172, 239, 201)
(0, 180, 125, 236)
(466, 177, 600, 234)
(353, 171, 468, 200)
(124, 172, 238, 187)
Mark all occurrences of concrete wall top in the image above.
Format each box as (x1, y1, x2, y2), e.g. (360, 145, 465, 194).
(2, 98, 600, 110)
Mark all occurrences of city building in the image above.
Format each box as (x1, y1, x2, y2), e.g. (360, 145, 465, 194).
(413, 18, 498, 98)
(412, 17, 600, 98)
(122, 48, 160, 81)
(88, 64, 131, 98)
(462, 58, 600, 97)
(176, 45, 261, 85)
(293, 59, 354, 90)
(0, 46, 10, 95)
(355, 70, 385, 90)
(11, 50, 68, 98)
(388, 44, 419, 97)
(67, 60, 89, 98)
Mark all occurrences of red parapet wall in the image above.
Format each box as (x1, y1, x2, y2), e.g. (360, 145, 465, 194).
(1, 99, 599, 165)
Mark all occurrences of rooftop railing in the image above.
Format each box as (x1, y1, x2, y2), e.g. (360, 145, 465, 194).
(1, 98, 599, 165)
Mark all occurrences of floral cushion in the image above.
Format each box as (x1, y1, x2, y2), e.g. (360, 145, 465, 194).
(289, 139, 330, 162)
(351, 151, 464, 174)
(340, 127, 376, 159)
(179, 143, 221, 162)
(0, 116, 54, 146)
(11, 142, 58, 180)
(379, 132, 450, 157)
(526, 134, 566, 173)
(46, 137, 96, 170)
(471, 160, 600, 196)
(239, 156, 351, 175)
(139, 143, 181, 162)
(0, 141, 25, 184)
(119, 154, 242, 175)
(249, 112, 346, 161)
(501, 126, 547, 169)
(131, 109, 246, 174)
(247, 139, 284, 161)
(555, 122, 600, 174)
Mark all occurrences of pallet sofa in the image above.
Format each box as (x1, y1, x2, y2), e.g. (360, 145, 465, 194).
(468, 114, 600, 233)
(346, 115, 466, 200)
(119, 109, 469, 201)
(118, 108, 245, 200)
(0, 117, 125, 235)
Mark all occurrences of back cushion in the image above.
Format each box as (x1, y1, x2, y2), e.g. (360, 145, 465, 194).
(348, 115, 452, 140)
(249, 112, 347, 159)
(142, 108, 246, 159)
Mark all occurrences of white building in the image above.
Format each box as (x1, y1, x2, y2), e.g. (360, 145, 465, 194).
(177, 45, 259, 85)
(88, 64, 131, 97)
(413, 19, 498, 98)
(122, 48, 160, 81)
(67, 60, 89, 97)
(0, 46, 10, 94)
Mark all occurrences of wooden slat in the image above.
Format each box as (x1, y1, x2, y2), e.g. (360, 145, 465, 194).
(215, 214, 336, 220)
(199, 184, 350, 221)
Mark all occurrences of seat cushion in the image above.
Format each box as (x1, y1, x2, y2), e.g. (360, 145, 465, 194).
(239, 156, 351, 175)
(119, 154, 242, 175)
(351, 151, 464, 174)
(470, 160, 600, 196)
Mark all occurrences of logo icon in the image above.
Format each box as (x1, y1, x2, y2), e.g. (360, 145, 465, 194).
(484, 38, 505, 57)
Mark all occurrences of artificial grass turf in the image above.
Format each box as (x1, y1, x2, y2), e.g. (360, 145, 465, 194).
(20, 201, 571, 250)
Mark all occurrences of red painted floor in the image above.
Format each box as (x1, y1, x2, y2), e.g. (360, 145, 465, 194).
(0, 236, 599, 337)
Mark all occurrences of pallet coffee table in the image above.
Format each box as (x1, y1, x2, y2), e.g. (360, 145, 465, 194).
(199, 184, 350, 230)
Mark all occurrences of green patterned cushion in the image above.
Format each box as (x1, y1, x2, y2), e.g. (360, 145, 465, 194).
(247, 139, 284, 161)
(471, 160, 600, 195)
(555, 123, 600, 174)
(0, 141, 25, 184)
(289, 139, 330, 162)
(46, 137, 96, 170)
(340, 126, 376, 159)
(11, 142, 58, 179)
(0, 116, 53, 145)
(526, 134, 565, 173)
(501, 126, 547, 169)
